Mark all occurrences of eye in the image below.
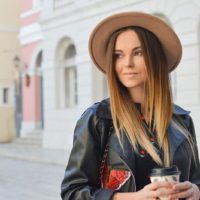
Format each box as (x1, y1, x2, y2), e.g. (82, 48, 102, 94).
(114, 53, 123, 59)
(134, 50, 143, 56)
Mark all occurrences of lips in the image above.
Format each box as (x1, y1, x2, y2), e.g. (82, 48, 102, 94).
(124, 72, 138, 75)
(123, 72, 139, 77)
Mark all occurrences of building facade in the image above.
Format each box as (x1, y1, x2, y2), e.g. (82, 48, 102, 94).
(19, 0, 44, 137)
(0, 0, 21, 142)
(19, 0, 200, 150)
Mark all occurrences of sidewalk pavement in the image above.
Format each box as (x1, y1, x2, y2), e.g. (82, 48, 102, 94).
(0, 142, 70, 166)
(0, 141, 71, 200)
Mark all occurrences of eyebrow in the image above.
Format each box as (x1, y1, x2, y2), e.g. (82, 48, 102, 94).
(114, 46, 142, 52)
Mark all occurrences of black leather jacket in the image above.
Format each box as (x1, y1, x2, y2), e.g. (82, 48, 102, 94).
(61, 98, 200, 200)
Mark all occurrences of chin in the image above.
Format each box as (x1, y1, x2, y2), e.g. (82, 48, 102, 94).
(123, 82, 143, 88)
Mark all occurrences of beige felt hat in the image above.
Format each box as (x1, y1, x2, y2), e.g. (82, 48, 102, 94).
(89, 12, 182, 73)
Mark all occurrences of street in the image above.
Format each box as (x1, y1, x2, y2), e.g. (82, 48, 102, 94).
(0, 157, 66, 200)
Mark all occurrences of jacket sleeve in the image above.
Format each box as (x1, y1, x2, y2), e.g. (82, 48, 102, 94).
(61, 107, 115, 200)
(186, 115, 200, 189)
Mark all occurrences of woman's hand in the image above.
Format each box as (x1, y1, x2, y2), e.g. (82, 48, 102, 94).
(135, 181, 176, 200)
(169, 181, 200, 200)
(112, 181, 176, 200)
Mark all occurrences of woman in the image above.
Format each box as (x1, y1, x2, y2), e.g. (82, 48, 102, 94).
(61, 12, 200, 200)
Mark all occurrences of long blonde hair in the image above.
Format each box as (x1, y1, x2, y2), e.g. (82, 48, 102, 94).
(106, 27, 173, 166)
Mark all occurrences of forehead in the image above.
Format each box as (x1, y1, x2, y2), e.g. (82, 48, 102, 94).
(115, 29, 141, 49)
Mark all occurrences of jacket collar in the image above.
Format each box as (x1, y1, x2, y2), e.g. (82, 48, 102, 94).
(173, 104, 190, 115)
(168, 122, 187, 163)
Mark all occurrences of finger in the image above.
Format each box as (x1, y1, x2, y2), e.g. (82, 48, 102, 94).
(170, 187, 194, 199)
(172, 181, 192, 191)
(146, 182, 175, 190)
(152, 187, 176, 197)
(185, 198, 193, 200)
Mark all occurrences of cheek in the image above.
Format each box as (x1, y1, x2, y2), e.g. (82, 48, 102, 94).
(140, 60, 147, 78)
(142, 68, 147, 77)
(115, 63, 121, 76)
(141, 70, 147, 81)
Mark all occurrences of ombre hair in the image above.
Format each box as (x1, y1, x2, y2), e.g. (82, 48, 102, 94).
(106, 27, 195, 166)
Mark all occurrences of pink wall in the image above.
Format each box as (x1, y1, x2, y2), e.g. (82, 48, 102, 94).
(22, 40, 41, 66)
(23, 75, 41, 121)
(22, 40, 42, 122)
(21, 12, 40, 26)
(20, 0, 43, 126)
(20, 0, 41, 26)
(21, 0, 33, 12)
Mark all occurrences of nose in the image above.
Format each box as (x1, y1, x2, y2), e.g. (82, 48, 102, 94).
(124, 55, 133, 68)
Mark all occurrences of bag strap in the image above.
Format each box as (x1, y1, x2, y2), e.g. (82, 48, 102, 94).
(99, 143, 109, 187)
(98, 124, 113, 186)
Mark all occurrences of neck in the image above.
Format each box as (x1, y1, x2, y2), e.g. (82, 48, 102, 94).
(128, 86, 145, 106)
(128, 86, 147, 119)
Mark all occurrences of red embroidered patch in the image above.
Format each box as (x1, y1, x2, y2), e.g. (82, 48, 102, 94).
(106, 169, 131, 190)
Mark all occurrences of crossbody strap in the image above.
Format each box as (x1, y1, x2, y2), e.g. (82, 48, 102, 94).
(99, 144, 109, 187)
(98, 124, 113, 186)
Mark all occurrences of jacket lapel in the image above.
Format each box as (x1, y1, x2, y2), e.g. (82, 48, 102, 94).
(168, 104, 190, 162)
(168, 120, 187, 163)
(109, 130, 136, 174)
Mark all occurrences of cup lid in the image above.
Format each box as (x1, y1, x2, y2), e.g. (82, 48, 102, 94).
(150, 165, 181, 177)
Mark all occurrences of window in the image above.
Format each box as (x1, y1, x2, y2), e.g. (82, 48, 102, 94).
(63, 44, 78, 107)
(3, 88, 9, 104)
(64, 67, 78, 107)
(56, 40, 78, 108)
(0, 86, 14, 106)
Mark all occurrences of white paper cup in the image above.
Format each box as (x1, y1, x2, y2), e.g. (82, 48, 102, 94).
(149, 165, 181, 200)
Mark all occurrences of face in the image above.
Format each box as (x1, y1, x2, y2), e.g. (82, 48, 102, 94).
(114, 29, 147, 94)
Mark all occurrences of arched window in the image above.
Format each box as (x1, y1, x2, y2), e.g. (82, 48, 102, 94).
(63, 44, 78, 107)
(35, 51, 43, 68)
(35, 50, 44, 129)
(55, 38, 78, 108)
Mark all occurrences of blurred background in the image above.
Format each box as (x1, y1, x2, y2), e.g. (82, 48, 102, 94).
(0, 0, 200, 199)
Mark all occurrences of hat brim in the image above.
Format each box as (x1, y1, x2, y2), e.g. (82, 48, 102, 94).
(89, 12, 182, 73)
